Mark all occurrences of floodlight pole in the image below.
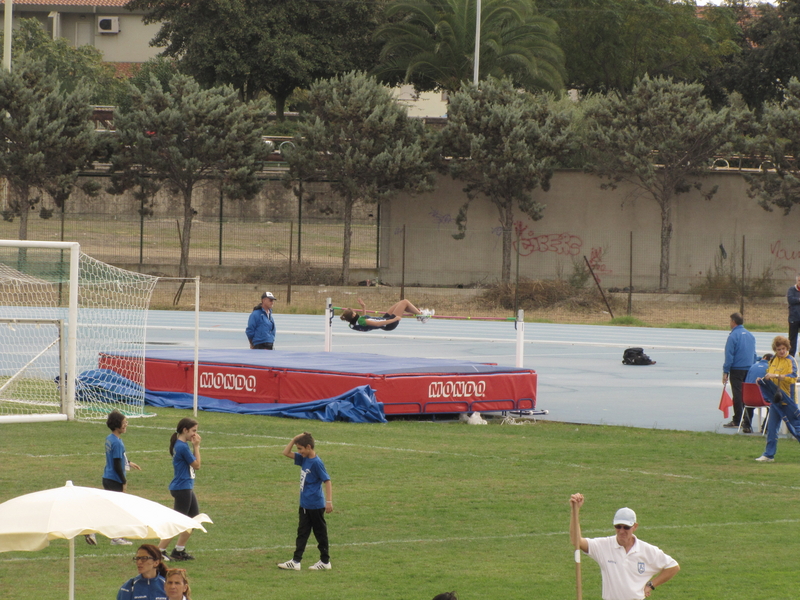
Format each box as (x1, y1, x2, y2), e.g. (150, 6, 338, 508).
(473, 0, 481, 85)
(3, 0, 12, 71)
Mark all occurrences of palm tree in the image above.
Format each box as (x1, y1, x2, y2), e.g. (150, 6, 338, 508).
(373, 0, 564, 94)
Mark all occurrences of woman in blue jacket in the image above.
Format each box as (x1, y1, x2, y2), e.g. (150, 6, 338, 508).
(117, 544, 167, 600)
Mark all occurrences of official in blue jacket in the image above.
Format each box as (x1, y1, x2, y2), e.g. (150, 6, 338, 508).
(746, 353, 773, 401)
(246, 291, 277, 350)
(722, 312, 758, 431)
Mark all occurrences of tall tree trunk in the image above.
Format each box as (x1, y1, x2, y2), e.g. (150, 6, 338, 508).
(14, 185, 30, 269)
(659, 199, 672, 292)
(16, 185, 30, 242)
(179, 189, 194, 279)
(341, 196, 353, 285)
(500, 201, 514, 283)
(275, 94, 287, 122)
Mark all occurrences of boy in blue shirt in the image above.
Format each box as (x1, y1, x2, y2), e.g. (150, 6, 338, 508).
(277, 432, 333, 571)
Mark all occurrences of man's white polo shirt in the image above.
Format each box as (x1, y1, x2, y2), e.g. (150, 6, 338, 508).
(586, 535, 678, 600)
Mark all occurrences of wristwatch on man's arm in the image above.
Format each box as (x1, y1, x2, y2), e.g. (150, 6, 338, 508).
(646, 581, 656, 591)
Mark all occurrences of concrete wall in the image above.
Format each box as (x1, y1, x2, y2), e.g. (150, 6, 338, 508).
(379, 170, 800, 292)
(24, 167, 800, 291)
(48, 174, 377, 223)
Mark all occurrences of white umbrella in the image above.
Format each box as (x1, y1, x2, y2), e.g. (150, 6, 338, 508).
(0, 480, 211, 600)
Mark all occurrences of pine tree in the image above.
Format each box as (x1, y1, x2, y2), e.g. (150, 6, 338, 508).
(111, 74, 271, 278)
(285, 72, 438, 284)
(441, 77, 573, 283)
(0, 55, 96, 241)
(584, 76, 737, 291)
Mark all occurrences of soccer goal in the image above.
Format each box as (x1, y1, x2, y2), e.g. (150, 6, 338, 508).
(0, 241, 158, 422)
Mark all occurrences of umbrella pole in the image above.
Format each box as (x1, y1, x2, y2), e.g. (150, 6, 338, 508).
(69, 537, 75, 600)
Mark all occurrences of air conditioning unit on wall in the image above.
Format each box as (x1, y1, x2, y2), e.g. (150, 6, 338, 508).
(97, 16, 120, 34)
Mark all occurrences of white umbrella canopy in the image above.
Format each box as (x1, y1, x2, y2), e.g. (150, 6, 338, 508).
(0, 481, 211, 599)
(0, 480, 211, 551)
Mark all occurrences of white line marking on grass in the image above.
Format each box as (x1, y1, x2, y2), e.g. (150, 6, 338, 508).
(6, 426, 798, 493)
(3, 518, 800, 565)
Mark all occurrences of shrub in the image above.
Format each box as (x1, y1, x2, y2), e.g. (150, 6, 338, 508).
(481, 277, 622, 313)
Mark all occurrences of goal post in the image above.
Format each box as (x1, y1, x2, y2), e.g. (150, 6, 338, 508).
(0, 240, 158, 422)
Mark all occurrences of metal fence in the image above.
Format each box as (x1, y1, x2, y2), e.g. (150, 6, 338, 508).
(1, 214, 795, 328)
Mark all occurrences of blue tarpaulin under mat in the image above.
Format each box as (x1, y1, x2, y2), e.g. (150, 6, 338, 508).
(68, 369, 386, 423)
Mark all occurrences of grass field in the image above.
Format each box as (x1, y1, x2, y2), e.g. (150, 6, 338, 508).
(2, 409, 800, 599)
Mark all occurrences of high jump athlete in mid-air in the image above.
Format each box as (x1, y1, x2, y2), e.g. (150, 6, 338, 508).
(340, 298, 434, 331)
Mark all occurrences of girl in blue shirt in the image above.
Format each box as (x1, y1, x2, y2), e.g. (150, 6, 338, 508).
(86, 409, 142, 547)
(158, 418, 202, 562)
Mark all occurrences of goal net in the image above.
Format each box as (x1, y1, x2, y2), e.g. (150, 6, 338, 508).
(0, 241, 158, 421)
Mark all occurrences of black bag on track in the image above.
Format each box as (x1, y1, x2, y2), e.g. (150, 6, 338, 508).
(622, 347, 656, 365)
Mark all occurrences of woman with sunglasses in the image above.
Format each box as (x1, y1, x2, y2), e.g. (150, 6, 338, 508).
(165, 568, 192, 600)
(117, 544, 167, 600)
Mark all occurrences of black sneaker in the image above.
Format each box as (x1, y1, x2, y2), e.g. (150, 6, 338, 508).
(161, 550, 171, 562)
(722, 421, 739, 428)
(170, 549, 194, 561)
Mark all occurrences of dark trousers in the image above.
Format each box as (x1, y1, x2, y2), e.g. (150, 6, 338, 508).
(102, 478, 124, 492)
(730, 369, 752, 427)
(293, 507, 329, 564)
(790, 321, 800, 357)
(253, 342, 273, 350)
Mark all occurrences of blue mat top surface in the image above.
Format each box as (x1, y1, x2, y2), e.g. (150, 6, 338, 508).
(127, 349, 532, 375)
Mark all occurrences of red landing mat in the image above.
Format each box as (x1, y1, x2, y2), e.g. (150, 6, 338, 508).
(99, 349, 537, 415)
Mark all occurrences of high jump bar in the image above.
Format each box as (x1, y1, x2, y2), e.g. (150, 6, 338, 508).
(325, 298, 526, 367)
(330, 306, 515, 322)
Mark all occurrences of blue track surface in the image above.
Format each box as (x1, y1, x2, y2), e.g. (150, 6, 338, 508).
(144, 311, 778, 433)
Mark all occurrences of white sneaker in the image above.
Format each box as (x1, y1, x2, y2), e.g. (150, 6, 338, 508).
(309, 560, 331, 570)
(755, 455, 774, 463)
(277, 560, 301, 570)
(111, 538, 133, 545)
(417, 309, 434, 323)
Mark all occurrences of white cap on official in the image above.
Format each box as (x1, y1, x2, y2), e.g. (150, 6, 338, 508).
(613, 507, 637, 527)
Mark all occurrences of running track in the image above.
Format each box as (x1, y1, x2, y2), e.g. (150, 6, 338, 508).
(144, 311, 780, 433)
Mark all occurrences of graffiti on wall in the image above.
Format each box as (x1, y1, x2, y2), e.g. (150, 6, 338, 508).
(587, 246, 613, 278)
(771, 240, 800, 262)
(511, 221, 583, 257)
(769, 241, 800, 277)
(428, 208, 454, 227)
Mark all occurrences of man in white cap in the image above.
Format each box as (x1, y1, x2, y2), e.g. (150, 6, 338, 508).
(569, 493, 679, 599)
(246, 291, 277, 350)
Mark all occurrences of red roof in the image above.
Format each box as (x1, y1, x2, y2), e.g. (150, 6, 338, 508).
(1, 0, 130, 6)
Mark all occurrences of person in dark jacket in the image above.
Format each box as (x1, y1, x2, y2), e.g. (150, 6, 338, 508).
(788, 275, 800, 356)
(246, 291, 277, 349)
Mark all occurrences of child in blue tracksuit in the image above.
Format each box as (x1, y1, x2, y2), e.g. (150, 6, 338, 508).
(277, 432, 333, 571)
